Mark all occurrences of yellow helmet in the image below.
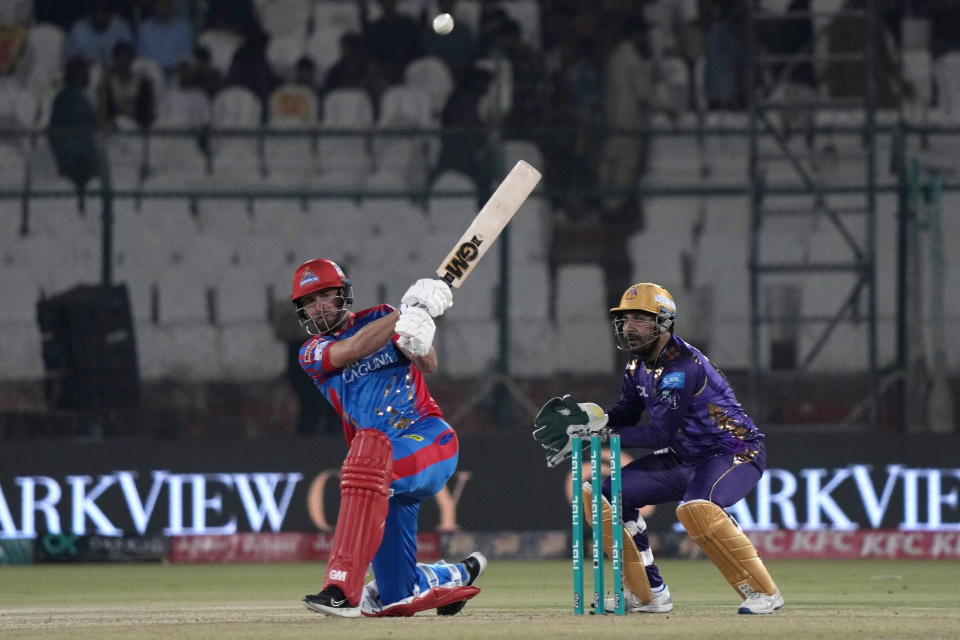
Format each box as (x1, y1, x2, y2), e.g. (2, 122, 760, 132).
(610, 283, 677, 355)
(610, 283, 677, 318)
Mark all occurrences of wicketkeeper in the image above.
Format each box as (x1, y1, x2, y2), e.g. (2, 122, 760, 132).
(291, 259, 486, 617)
(533, 282, 783, 615)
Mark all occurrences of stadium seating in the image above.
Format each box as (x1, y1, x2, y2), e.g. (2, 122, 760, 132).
(318, 88, 374, 189)
(404, 56, 454, 120)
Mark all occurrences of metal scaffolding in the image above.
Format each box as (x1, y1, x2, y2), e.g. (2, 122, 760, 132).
(747, 1, 881, 428)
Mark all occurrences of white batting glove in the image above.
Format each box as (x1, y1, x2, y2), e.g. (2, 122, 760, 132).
(396, 306, 435, 357)
(401, 278, 453, 318)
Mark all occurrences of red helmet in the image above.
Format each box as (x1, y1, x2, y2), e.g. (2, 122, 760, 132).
(290, 259, 354, 335)
(290, 258, 350, 302)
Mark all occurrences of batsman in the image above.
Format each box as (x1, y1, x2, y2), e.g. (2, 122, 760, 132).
(533, 283, 783, 615)
(291, 259, 486, 618)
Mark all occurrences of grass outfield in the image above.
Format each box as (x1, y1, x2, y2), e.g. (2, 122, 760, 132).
(1, 559, 958, 639)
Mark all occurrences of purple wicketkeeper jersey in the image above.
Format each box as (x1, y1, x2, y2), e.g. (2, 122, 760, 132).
(608, 334, 763, 463)
(298, 304, 443, 445)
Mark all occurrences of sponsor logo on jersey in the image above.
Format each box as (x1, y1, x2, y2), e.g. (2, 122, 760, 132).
(402, 434, 424, 441)
(313, 340, 328, 363)
(342, 350, 398, 383)
(299, 269, 319, 286)
(301, 337, 323, 364)
(661, 372, 685, 389)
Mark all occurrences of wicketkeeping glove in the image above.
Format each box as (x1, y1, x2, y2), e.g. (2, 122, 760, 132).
(532, 394, 609, 468)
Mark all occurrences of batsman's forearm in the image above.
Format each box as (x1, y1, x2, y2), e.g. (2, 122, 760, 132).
(330, 311, 399, 367)
(406, 346, 438, 374)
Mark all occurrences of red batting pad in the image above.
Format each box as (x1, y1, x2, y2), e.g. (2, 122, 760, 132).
(322, 429, 394, 604)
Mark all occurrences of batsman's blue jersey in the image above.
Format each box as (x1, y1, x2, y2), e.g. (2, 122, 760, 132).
(298, 304, 445, 444)
(608, 334, 764, 463)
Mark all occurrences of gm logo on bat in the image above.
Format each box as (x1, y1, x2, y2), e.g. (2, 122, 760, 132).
(441, 235, 484, 284)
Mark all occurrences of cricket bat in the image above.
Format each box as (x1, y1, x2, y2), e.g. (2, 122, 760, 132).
(436, 160, 542, 288)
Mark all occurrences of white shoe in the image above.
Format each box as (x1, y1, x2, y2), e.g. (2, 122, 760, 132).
(737, 589, 784, 614)
(604, 585, 673, 613)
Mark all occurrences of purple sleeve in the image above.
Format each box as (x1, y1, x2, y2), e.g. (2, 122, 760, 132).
(608, 371, 643, 428)
(609, 359, 704, 450)
(614, 422, 674, 450)
(607, 372, 666, 448)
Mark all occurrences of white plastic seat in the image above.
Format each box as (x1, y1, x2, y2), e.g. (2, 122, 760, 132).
(195, 197, 256, 238)
(217, 322, 284, 379)
(105, 118, 147, 189)
(499, 0, 541, 48)
(507, 194, 549, 266)
(449, 0, 482, 35)
(253, 199, 313, 253)
(323, 88, 375, 128)
(0, 143, 25, 188)
(147, 122, 209, 181)
(256, 0, 313, 39)
(556, 264, 606, 321)
(136, 197, 200, 244)
(213, 265, 272, 323)
(28, 197, 96, 239)
(626, 226, 689, 285)
(509, 261, 549, 319)
(132, 57, 165, 102)
(426, 171, 477, 249)
(0, 265, 41, 322)
(404, 56, 454, 119)
(312, 1, 361, 32)
(554, 319, 614, 374)
(934, 51, 960, 119)
(509, 311, 557, 375)
(266, 30, 308, 80)
(234, 232, 297, 299)
(502, 139, 544, 174)
(197, 29, 244, 74)
(429, 170, 476, 199)
(0, 83, 40, 130)
(302, 197, 363, 260)
(209, 86, 263, 181)
(646, 111, 702, 182)
(212, 86, 263, 128)
(903, 49, 932, 110)
(22, 23, 65, 123)
(0, 198, 20, 238)
(379, 84, 435, 125)
(306, 24, 349, 78)
(156, 261, 213, 324)
(360, 172, 429, 293)
(318, 88, 374, 182)
(375, 85, 434, 190)
(150, 323, 221, 379)
(264, 84, 318, 183)
(435, 319, 498, 377)
(0, 323, 43, 378)
(113, 203, 167, 321)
